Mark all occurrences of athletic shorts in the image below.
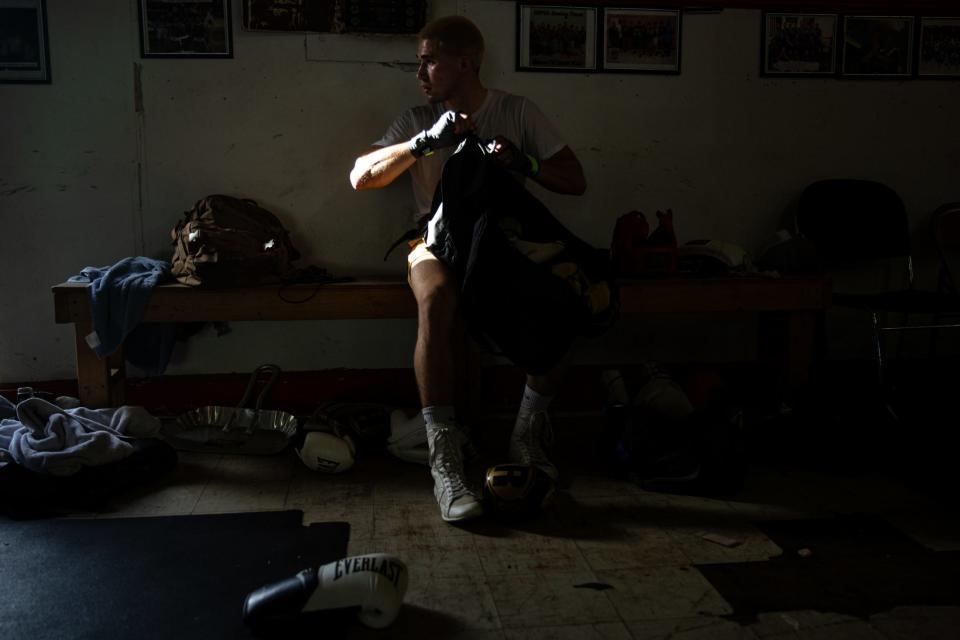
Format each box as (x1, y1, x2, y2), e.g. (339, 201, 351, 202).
(406, 238, 437, 283)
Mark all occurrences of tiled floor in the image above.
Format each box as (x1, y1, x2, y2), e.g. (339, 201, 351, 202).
(17, 412, 960, 639)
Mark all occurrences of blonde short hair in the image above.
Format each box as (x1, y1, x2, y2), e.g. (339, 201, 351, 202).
(418, 16, 484, 71)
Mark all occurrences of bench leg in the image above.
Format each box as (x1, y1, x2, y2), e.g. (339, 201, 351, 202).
(108, 347, 127, 406)
(74, 321, 111, 408)
(74, 325, 127, 408)
(758, 310, 817, 400)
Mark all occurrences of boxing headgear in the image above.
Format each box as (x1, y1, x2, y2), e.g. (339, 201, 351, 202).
(482, 463, 556, 520)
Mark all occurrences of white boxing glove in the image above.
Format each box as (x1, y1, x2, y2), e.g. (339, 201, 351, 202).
(243, 553, 409, 629)
(297, 431, 356, 474)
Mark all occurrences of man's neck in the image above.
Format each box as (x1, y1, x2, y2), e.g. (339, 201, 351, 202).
(444, 83, 487, 115)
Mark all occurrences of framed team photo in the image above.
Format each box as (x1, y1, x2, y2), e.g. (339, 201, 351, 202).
(841, 15, 914, 77)
(761, 12, 838, 76)
(601, 8, 680, 74)
(517, 4, 598, 73)
(138, 0, 233, 58)
(0, 0, 51, 83)
(918, 16, 960, 78)
(242, 0, 334, 32)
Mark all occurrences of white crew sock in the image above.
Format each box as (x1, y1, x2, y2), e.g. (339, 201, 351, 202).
(422, 405, 457, 428)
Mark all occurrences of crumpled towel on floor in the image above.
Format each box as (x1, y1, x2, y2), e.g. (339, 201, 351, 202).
(0, 398, 161, 476)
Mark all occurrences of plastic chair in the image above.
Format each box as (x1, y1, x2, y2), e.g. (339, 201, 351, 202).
(795, 180, 960, 400)
(928, 202, 960, 351)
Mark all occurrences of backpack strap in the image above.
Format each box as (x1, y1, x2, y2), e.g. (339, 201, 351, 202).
(383, 214, 430, 262)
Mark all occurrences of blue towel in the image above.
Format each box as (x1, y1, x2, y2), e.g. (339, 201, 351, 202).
(69, 257, 177, 375)
(0, 397, 161, 475)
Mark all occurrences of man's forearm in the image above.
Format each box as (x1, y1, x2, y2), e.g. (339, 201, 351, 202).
(351, 111, 469, 191)
(532, 148, 587, 196)
(349, 143, 417, 191)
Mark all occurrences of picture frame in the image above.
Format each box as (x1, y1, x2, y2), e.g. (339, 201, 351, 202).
(840, 15, 914, 77)
(0, 0, 51, 84)
(138, 0, 233, 58)
(601, 7, 681, 74)
(917, 16, 960, 78)
(761, 11, 837, 76)
(242, 0, 334, 33)
(341, 0, 427, 34)
(516, 4, 597, 73)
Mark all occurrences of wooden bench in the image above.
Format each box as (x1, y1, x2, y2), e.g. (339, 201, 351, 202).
(52, 276, 831, 408)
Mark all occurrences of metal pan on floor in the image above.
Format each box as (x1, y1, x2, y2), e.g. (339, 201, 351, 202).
(162, 364, 298, 455)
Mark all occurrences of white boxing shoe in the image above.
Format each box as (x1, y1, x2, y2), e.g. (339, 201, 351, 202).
(426, 422, 483, 523)
(509, 411, 559, 481)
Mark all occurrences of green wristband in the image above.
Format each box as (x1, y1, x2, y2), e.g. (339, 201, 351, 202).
(525, 154, 540, 177)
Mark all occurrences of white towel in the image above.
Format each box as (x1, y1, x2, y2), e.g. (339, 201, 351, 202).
(0, 398, 161, 476)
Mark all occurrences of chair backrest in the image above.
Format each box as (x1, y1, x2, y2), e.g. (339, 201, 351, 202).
(931, 202, 960, 296)
(796, 180, 910, 264)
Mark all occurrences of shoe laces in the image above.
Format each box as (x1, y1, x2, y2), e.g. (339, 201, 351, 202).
(431, 427, 470, 498)
(515, 411, 554, 464)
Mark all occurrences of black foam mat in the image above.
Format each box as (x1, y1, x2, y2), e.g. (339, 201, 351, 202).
(0, 510, 349, 640)
(696, 515, 960, 620)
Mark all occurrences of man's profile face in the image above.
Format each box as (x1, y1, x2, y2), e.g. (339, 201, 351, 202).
(416, 38, 467, 104)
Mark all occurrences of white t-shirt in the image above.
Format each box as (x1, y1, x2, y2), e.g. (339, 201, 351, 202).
(373, 89, 567, 218)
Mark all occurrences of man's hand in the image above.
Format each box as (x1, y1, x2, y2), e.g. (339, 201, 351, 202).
(408, 111, 473, 158)
(489, 139, 586, 196)
(489, 135, 539, 177)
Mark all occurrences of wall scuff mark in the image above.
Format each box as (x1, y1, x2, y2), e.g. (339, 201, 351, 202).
(1, 186, 33, 196)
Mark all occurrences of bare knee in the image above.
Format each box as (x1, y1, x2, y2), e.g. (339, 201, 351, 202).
(410, 262, 458, 328)
(417, 281, 458, 327)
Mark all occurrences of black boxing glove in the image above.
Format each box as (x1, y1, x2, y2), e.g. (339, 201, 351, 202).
(408, 110, 464, 158)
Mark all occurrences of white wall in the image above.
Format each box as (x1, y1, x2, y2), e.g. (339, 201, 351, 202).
(2, 1, 958, 383)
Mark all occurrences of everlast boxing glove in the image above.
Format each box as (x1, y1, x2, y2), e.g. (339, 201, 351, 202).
(297, 431, 356, 474)
(242, 553, 409, 629)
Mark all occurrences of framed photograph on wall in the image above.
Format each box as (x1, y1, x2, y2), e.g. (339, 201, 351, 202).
(841, 15, 914, 77)
(242, 0, 334, 33)
(342, 0, 427, 34)
(516, 4, 597, 72)
(601, 8, 680, 73)
(139, 0, 233, 58)
(0, 0, 51, 83)
(918, 16, 960, 78)
(761, 12, 837, 76)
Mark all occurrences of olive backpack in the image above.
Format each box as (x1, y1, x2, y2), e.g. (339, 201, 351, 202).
(170, 195, 300, 287)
